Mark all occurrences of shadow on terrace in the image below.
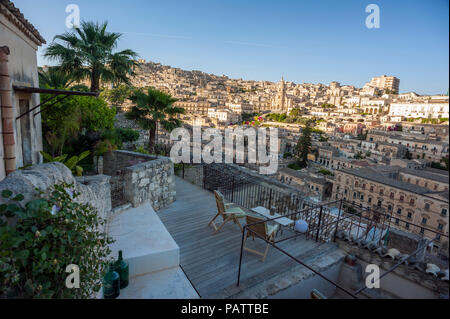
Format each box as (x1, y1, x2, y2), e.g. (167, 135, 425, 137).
(157, 164, 352, 299)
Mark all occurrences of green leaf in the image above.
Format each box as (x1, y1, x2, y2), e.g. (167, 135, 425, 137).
(64, 156, 78, 170)
(40, 151, 54, 163)
(1, 189, 13, 198)
(77, 150, 91, 162)
(75, 165, 83, 177)
(12, 194, 25, 202)
(54, 154, 68, 163)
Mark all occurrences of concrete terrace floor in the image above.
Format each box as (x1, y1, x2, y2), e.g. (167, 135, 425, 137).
(157, 177, 335, 298)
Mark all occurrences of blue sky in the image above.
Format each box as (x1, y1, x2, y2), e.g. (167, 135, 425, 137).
(12, 0, 449, 95)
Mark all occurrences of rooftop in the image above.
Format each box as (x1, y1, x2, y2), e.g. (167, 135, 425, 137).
(0, 0, 46, 45)
(400, 168, 449, 184)
(340, 166, 449, 199)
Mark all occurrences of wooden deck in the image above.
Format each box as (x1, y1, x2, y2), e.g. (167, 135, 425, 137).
(157, 177, 327, 298)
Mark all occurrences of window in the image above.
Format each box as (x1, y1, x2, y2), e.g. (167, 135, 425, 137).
(362, 184, 366, 190)
(397, 208, 402, 215)
(360, 194, 365, 201)
(422, 217, 427, 225)
(424, 203, 431, 211)
(390, 192, 394, 199)
(370, 186, 374, 192)
(438, 223, 444, 231)
(379, 189, 384, 195)
(441, 208, 448, 217)
(344, 189, 348, 195)
(405, 223, 410, 230)
(420, 228, 425, 234)
(355, 181, 359, 187)
(399, 195, 404, 202)
(368, 197, 372, 204)
(377, 200, 382, 207)
(407, 212, 413, 220)
(353, 192, 357, 199)
(388, 205, 392, 211)
(409, 199, 415, 206)
(395, 219, 400, 225)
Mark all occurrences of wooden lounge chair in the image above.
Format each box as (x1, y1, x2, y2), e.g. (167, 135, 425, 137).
(243, 215, 279, 262)
(208, 191, 246, 234)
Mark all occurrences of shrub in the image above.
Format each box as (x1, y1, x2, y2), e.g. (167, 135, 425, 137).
(0, 183, 114, 299)
(116, 128, 140, 144)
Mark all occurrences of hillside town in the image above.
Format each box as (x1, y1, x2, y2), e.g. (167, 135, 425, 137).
(109, 59, 450, 263)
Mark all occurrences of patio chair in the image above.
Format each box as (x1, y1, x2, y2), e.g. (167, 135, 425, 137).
(243, 215, 279, 262)
(208, 191, 246, 234)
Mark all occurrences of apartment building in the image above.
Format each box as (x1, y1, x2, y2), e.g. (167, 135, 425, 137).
(174, 100, 212, 116)
(332, 166, 449, 248)
(277, 168, 333, 201)
(367, 75, 400, 94)
(389, 101, 449, 119)
(367, 131, 449, 161)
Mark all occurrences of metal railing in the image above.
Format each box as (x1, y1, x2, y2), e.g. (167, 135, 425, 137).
(178, 163, 449, 298)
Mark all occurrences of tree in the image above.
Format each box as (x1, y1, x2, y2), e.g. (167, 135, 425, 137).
(403, 149, 413, 160)
(125, 88, 185, 152)
(44, 21, 138, 92)
(41, 94, 115, 156)
(294, 121, 312, 169)
(38, 67, 74, 89)
(101, 84, 132, 106)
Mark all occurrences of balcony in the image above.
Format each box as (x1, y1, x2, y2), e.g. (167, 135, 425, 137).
(156, 177, 338, 298)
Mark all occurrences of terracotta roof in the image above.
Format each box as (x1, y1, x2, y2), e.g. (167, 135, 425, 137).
(0, 0, 46, 45)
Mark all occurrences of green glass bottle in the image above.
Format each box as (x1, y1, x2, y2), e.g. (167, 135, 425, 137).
(103, 264, 120, 299)
(114, 250, 129, 289)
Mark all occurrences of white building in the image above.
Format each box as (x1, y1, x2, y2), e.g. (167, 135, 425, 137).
(389, 101, 449, 119)
(207, 108, 239, 124)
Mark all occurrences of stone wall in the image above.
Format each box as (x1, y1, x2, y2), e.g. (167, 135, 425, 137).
(0, 162, 112, 220)
(103, 150, 176, 210)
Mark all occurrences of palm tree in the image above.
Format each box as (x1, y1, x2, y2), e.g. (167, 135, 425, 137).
(44, 21, 138, 92)
(38, 66, 74, 89)
(125, 88, 185, 152)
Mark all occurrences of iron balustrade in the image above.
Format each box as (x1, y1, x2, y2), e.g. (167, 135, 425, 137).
(178, 163, 449, 298)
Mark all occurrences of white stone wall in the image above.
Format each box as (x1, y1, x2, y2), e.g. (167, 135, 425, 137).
(0, 162, 112, 221)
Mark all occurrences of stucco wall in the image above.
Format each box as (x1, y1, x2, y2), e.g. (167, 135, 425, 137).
(0, 10, 43, 180)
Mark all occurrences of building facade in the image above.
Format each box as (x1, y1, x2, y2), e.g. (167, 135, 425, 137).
(0, 0, 46, 180)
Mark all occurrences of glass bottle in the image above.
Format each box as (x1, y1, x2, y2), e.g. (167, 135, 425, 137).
(114, 250, 129, 289)
(103, 264, 120, 299)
